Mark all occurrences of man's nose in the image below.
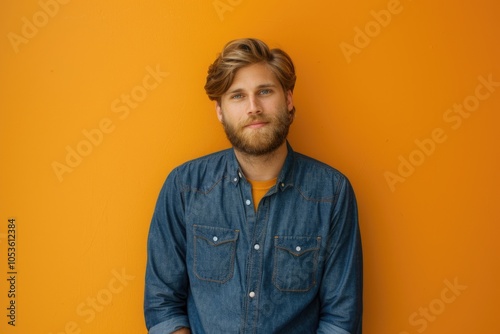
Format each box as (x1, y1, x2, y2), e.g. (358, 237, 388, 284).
(247, 95, 262, 115)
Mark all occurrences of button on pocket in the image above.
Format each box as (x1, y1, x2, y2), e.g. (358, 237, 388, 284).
(193, 225, 239, 283)
(273, 236, 321, 292)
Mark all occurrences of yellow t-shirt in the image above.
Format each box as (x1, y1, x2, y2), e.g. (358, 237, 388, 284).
(248, 178, 277, 211)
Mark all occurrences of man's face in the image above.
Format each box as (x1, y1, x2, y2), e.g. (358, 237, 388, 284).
(216, 63, 294, 156)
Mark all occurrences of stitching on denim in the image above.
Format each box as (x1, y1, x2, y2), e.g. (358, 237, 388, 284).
(295, 186, 339, 203)
(272, 236, 321, 292)
(182, 174, 229, 195)
(193, 225, 239, 284)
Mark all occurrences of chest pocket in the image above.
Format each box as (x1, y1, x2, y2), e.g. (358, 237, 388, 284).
(193, 225, 239, 283)
(273, 236, 321, 292)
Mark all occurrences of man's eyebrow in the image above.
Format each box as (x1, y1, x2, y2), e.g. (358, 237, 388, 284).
(226, 88, 244, 95)
(256, 83, 277, 89)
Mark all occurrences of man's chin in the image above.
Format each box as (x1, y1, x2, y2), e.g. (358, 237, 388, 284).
(233, 139, 286, 157)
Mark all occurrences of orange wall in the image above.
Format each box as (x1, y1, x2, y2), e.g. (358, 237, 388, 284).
(1, 1, 499, 333)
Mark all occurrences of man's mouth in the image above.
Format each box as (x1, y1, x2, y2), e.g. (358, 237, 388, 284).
(245, 117, 269, 129)
(246, 121, 268, 129)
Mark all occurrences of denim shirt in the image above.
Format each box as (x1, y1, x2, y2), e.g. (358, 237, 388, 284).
(144, 143, 363, 334)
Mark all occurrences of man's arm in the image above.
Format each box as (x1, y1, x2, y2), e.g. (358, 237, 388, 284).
(144, 170, 191, 333)
(317, 177, 363, 334)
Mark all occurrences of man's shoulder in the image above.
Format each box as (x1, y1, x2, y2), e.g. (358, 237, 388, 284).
(168, 148, 234, 186)
(178, 148, 232, 168)
(293, 151, 348, 181)
(291, 151, 353, 198)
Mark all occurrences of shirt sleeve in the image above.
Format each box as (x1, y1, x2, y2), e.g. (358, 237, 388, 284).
(144, 169, 191, 333)
(317, 176, 363, 334)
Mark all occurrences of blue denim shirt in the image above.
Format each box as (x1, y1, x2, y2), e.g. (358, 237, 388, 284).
(144, 143, 363, 334)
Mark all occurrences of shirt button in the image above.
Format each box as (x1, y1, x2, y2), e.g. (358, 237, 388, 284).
(254, 244, 260, 250)
(213, 236, 218, 242)
(249, 291, 256, 298)
(233, 177, 238, 182)
(295, 246, 301, 252)
(245, 199, 251, 206)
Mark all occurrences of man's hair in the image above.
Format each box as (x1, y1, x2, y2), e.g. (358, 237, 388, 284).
(204, 38, 296, 104)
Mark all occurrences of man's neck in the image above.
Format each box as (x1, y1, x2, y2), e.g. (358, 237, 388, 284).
(234, 142, 288, 181)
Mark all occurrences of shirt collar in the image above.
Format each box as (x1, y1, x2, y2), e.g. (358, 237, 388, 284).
(227, 141, 296, 191)
(276, 141, 295, 191)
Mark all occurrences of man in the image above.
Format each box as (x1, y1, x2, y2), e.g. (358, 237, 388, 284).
(144, 38, 363, 334)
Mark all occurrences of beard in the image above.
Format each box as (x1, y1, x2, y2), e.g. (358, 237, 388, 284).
(221, 105, 292, 156)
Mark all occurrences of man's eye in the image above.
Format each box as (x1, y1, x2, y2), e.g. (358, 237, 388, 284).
(260, 89, 271, 95)
(231, 94, 243, 99)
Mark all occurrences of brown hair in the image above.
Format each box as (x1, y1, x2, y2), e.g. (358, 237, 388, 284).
(204, 38, 296, 104)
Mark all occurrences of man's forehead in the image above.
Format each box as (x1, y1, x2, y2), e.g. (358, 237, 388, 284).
(226, 64, 280, 91)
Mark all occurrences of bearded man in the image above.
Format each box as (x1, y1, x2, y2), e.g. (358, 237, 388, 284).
(144, 38, 363, 334)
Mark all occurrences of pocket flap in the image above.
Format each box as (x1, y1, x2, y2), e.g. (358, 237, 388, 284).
(274, 236, 321, 256)
(194, 225, 239, 246)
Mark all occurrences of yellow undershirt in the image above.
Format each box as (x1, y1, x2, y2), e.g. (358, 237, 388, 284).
(248, 178, 277, 211)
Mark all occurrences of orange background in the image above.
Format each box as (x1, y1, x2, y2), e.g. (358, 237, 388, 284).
(1, 0, 499, 333)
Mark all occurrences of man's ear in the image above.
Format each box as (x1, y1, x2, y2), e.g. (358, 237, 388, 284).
(286, 90, 294, 113)
(286, 90, 295, 123)
(215, 101, 223, 123)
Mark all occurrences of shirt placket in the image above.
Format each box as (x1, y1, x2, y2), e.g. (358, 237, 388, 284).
(239, 174, 271, 334)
